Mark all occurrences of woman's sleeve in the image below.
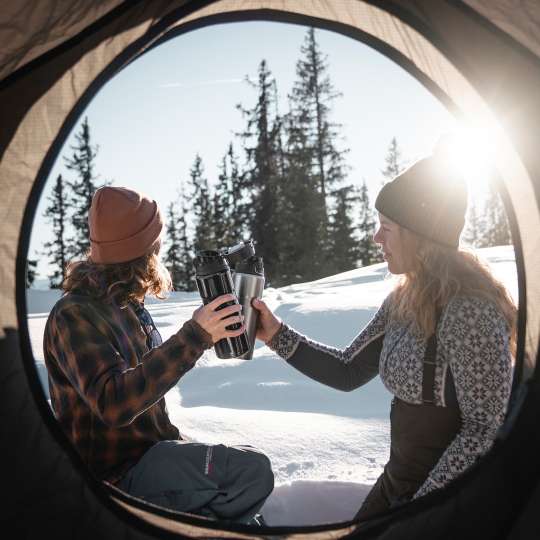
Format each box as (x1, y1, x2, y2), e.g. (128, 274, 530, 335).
(267, 297, 390, 391)
(414, 297, 513, 498)
(50, 303, 212, 427)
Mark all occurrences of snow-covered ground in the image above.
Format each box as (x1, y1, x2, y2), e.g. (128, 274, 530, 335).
(26, 245, 518, 526)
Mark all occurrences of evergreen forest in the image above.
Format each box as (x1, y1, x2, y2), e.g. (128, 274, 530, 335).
(30, 28, 511, 290)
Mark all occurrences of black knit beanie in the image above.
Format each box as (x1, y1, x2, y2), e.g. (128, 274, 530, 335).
(375, 143, 468, 249)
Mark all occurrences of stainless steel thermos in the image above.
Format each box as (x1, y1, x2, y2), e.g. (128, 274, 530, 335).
(231, 256, 265, 360)
(194, 241, 265, 359)
(193, 250, 250, 358)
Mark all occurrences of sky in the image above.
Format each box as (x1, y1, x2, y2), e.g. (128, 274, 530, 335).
(29, 20, 462, 281)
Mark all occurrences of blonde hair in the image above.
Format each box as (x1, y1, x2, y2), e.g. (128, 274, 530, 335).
(62, 249, 172, 307)
(390, 228, 517, 355)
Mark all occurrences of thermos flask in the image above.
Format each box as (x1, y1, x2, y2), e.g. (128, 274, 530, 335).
(220, 241, 265, 360)
(232, 255, 265, 360)
(193, 250, 250, 359)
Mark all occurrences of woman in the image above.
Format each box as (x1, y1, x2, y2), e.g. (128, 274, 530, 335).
(44, 186, 273, 524)
(253, 147, 516, 520)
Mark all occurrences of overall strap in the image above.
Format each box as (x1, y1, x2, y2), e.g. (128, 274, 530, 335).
(421, 308, 442, 405)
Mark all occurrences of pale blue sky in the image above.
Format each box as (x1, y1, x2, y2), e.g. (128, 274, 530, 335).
(30, 20, 458, 281)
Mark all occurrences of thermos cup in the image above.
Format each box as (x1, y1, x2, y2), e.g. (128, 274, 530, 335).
(194, 241, 265, 359)
(224, 242, 265, 360)
(233, 258, 265, 359)
(193, 250, 250, 359)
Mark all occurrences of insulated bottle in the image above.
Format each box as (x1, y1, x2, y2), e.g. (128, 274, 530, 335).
(220, 241, 265, 360)
(232, 255, 265, 360)
(193, 250, 250, 358)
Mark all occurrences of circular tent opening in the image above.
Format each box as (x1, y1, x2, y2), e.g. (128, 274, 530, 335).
(1, 2, 539, 539)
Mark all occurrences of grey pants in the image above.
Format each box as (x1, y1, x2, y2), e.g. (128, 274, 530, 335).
(117, 440, 274, 523)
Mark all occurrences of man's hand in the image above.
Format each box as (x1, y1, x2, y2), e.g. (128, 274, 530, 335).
(192, 294, 245, 344)
(251, 298, 281, 344)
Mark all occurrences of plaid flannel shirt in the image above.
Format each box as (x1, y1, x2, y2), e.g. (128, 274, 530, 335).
(43, 292, 213, 483)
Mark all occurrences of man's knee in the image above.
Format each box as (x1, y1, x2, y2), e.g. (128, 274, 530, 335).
(234, 446, 274, 493)
(257, 452, 274, 488)
(260, 457, 274, 495)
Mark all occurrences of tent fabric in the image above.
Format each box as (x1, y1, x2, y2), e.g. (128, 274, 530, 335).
(3, 0, 540, 81)
(0, 0, 125, 81)
(1, 1, 539, 538)
(0, 0, 539, 92)
(463, 0, 540, 60)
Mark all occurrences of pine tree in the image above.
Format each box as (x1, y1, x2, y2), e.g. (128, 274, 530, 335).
(482, 181, 512, 247)
(237, 61, 283, 280)
(43, 174, 69, 288)
(276, 114, 322, 285)
(176, 205, 196, 291)
(227, 143, 252, 243)
(287, 28, 350, 277)
(328, 185, 361, 273)
(357, 180, 381, 266)
(213, 153, 232, 249)
(463, 199, 484, 247)
(165, 183, 197, 291)
(213, 143, 249, 249)
(188, 154, 214, 252)
(26, 258, 38, 288)
(289, 27, 350, 224)
(381, 137, 405, 185)
(164, 202, 184, 290)
(64, 116, 103, 258)
(273, 80, 288, 184)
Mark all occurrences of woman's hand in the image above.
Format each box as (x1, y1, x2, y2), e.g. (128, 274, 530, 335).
(192, 294, 245, 344)
(251, 298, 281, 344)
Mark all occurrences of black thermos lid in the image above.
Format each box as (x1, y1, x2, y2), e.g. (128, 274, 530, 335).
(222, 241, 256, 266)
(193, 250, 230, 276)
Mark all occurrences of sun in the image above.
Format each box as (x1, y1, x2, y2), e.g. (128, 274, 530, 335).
(439, 118, 505, 191)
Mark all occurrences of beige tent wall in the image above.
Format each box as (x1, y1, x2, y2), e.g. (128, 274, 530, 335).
(0, 1, 124, 80)
(0, 0, 538, 366)
(464, 0, 540, 59)
(1, 1, 540, 536)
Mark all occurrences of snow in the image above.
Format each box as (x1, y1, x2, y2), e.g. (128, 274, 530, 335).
(26, 245, 518, 526)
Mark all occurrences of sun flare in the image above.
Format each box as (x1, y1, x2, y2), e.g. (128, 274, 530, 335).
(439, 117, 507, 193)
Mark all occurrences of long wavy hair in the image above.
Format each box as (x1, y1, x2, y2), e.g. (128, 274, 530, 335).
(390, 228, 517, 355)
(62, 245, 172, 307)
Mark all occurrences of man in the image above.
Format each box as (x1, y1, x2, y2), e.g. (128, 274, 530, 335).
(43, 186, 273, 524)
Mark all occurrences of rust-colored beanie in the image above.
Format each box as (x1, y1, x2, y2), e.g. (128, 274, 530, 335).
(89, 186, 163, 264)
(375, 144, 468, 248)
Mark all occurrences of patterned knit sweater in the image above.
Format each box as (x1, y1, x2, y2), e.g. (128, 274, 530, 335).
(268, 294, 513, 498)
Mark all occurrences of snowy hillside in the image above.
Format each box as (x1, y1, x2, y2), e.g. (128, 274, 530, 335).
(26, 245, 518, 525)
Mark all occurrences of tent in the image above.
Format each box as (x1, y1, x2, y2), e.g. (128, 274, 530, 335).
(1, 1, 539, 537)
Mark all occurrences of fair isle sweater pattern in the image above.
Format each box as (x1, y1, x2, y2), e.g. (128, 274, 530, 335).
(267, 294, 513, 498)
